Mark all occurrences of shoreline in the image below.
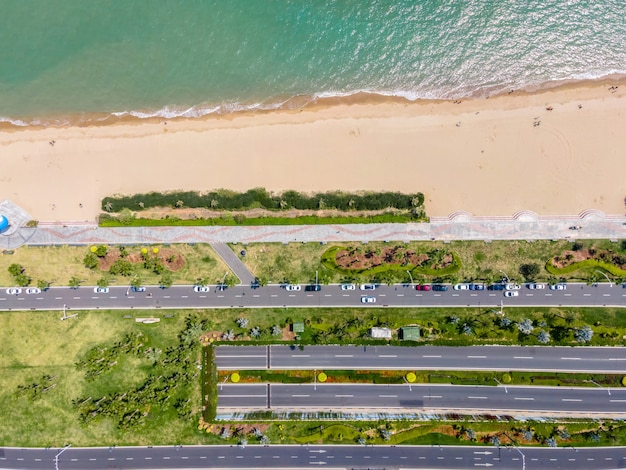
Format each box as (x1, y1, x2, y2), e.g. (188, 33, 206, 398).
(1, 75, 626, 130)
(1, 78, 625, 223)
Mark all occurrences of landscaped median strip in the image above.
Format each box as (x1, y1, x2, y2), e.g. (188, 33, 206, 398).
(216, 369, 626, 388)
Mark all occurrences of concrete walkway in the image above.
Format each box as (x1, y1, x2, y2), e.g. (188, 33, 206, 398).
(209, 242, 256, 285)
(1, 209, 624, 250)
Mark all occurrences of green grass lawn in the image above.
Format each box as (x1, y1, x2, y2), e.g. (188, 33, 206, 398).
(234, 239, 625, 285)
(0, 309, 224, 447)
(0, 244, 232, 288)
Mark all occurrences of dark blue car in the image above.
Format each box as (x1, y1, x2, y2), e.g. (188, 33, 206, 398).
(432, 284, 449, 291)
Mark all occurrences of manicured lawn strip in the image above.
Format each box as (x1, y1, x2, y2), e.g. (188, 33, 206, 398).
(99, 213, 423, 227)
(0, 244, 232, 288)
(546, 258, 626, 277)
(218, 369, 625, 388)
(203, 346, 218, 422)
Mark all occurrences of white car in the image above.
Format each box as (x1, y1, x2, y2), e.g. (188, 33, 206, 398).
(340, 284, 356, 291)
(194, 285, 210, 293)
(504, 291, 519, 297)
(6, 288, 21, 295)
(550, 283, 567, 290)
(505, 283, 521, 290)
(359, 284, 376, 291)
(94, 287, 109, 294)
(286, 284, 301, 291)
(453, 283, 470, 290)
(361, 296, 376, 303)
(527, 283, 545, 290)
(25, 287, 41, 294)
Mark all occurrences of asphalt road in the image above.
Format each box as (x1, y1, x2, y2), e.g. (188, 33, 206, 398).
(0, 282, 624, 312)
(215, 344, 626, 373)
(2, 444, 625, 470)
(218, 383, 626, 416)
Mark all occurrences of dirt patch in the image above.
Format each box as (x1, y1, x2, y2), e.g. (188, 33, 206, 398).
(335, 245, 451, 271)
(551, 248, 626, 269)
(97, 247, 185, 272)
(281, 326, 296, 341)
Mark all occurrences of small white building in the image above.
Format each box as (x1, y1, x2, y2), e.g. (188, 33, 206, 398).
(370, 327, 392, 339)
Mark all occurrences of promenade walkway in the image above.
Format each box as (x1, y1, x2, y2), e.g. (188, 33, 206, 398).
(1, 209, 623, 250)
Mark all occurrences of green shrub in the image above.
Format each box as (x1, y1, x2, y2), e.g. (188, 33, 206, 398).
(83, 253, 99, 270)
(101, 188, 425, 213)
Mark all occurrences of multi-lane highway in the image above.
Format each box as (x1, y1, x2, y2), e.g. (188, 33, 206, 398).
(215, 344, 626, 373)
(2, 444, 625, 470)
(218, 382, 625, 417)
(0, 282, 624, 311)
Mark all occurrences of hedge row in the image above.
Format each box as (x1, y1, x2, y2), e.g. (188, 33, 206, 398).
(99, 212, 424, 227)
(545, 258, 626, 277)
(101, 188, 424, 213)
(320, 246, 462, 277)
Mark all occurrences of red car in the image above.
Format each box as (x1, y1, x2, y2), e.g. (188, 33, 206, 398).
(416, 284, 431, 291)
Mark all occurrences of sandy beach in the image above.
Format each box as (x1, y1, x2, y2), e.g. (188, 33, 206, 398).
(0, 80, 625, 222)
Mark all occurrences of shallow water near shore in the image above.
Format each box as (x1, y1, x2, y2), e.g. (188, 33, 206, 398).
(1, 0, 625, 126)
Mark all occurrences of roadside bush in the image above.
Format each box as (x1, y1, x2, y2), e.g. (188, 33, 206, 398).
(83, 253, 99, 269)
(519, 263, 540, 279)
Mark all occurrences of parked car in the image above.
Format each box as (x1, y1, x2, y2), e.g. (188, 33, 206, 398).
(193, 285, 210, 293)
(131, 286, 146, 292)
(6, 288, 21, 295)
(305, 285, 321, 292)
(505, 283, 521, 290)
(94, 287, 109, 294)
(340, 284, 356, 290)
(488, 284, 506, 291)
(25, 287, 41, 294)
(470, 284, 485, 290)
(431, 284, 448, 291)
(360, 284, 376, 291)
(416, 284, 431, 291)
(504, 291, 519, 297)
(454, 283, 471, 290)
(361, 296, 376, 303)
(550, 283, 567, 290)
(286, 284, 301, 291)
(527, 283, 545, 289)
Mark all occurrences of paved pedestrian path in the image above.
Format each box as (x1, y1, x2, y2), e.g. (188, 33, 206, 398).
(1, 209, 624, 250)
(209, 242, 256, 285)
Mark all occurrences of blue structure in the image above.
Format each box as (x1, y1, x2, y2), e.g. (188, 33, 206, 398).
(0, 215, 8, 233)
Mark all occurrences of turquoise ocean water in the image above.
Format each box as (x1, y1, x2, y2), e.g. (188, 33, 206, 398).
(0, 0, 625, 125)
